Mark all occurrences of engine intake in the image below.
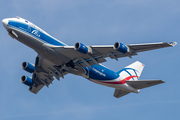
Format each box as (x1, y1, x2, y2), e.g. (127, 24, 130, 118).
(21, 75, 34, 87)
(21, 62, 35, 73)
(74, 42, 92, 54)
(113, 42, 130, 54)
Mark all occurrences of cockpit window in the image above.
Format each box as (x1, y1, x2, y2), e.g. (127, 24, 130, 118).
(25, 20, 28, 23)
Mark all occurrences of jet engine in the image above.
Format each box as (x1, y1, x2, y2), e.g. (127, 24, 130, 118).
(21, 62, 35, 73)
(74, 42, 92, 54)
(113, 42, 130, 54)
(21, 75, 34, 87)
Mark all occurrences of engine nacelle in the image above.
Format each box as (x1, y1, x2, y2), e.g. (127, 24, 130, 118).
(21, 62, 35, 73)
(21, 75, 34, 87)
(74, 42, 92, 54)
(113, 42, 130, 54)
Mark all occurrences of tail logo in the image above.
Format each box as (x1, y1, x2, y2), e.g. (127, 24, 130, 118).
(117, 68, 139, 80)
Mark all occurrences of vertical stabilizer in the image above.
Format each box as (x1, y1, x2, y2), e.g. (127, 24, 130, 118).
(116, 61, 145, 81)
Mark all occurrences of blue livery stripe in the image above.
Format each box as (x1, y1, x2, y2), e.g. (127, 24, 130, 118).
(8, 20, 67, 46)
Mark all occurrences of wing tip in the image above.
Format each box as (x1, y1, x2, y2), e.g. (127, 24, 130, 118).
(160, 80, 165, 83)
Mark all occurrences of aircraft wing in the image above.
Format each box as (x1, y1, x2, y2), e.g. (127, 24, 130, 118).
(53, 42, 176, 68)
(29, 41, 175, 93)
(28, 55, 68, 94)
(127, 42, 177, 52)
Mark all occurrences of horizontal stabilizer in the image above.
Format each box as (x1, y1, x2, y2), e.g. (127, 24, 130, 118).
(113, 89, 130, 98)
(126, 80, 165, 89)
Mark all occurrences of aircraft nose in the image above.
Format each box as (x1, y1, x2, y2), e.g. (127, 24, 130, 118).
(2, 18, 9, 26)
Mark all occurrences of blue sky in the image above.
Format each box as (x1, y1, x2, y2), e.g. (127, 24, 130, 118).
(0, 0, 180, 120)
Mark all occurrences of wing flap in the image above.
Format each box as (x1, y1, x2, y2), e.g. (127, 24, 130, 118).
(29, 84, 44, 94)
(113, 89, 130, 98)
(126, 80, 165, 89)
(28, 55, 69, 94)
(29, 72, 55, 94)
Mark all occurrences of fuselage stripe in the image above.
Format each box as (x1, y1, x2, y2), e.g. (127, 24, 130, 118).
(7, 21, 67, 46)
(91, 76, 139, 84)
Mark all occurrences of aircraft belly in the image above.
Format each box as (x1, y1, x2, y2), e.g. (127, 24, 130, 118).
(7, 26, 72, 66)
(41, 44, 72, 66)
(88, 78, 139, 93)
(89, 79, 115, 88)
(91, 80, 129, 90)
(7, 26, 44, 51)
(12, 30, 63, 65)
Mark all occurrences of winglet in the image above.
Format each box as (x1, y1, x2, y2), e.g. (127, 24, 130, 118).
(168, 42, 177, 46)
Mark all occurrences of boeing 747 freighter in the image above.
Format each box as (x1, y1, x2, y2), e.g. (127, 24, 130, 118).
(2, 17, 177, 98)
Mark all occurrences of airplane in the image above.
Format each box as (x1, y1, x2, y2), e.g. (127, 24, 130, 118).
(2, 16, 177, 98)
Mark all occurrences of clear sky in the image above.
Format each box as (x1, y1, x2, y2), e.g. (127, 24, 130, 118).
(0, 0, 179, 120)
